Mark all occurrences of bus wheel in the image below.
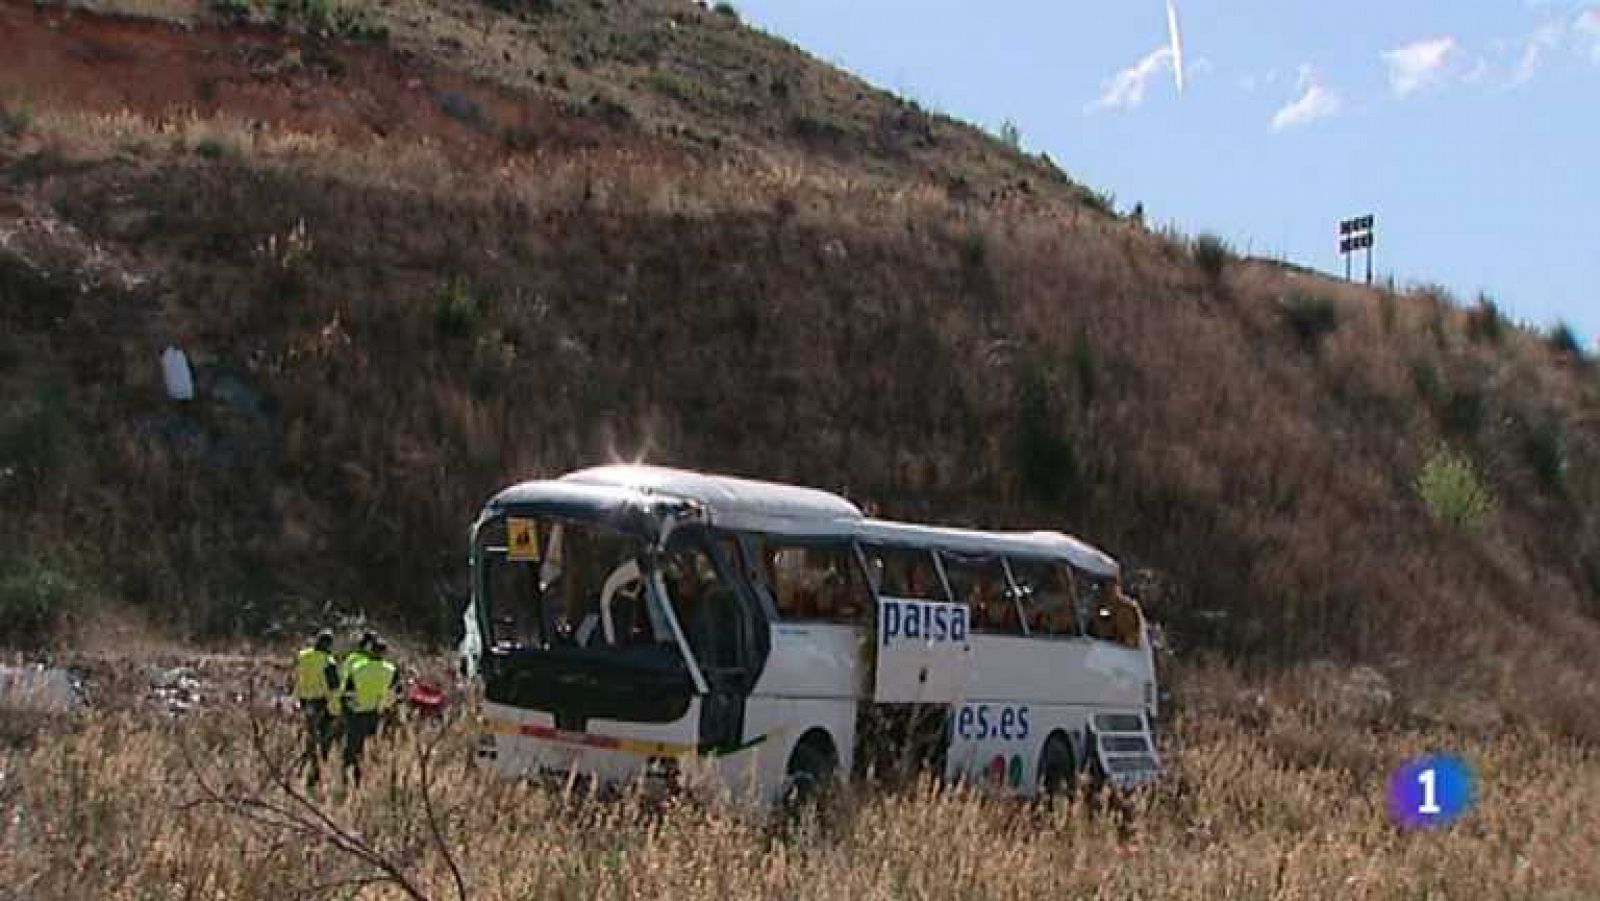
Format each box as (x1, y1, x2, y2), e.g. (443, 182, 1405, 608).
(779, 734, 838, 834)
(1037, 732, 1076, 799)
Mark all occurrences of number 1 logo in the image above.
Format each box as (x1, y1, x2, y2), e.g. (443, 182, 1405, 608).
(1417, 767, 1441, 815)
(1388, 754, 1473, 829)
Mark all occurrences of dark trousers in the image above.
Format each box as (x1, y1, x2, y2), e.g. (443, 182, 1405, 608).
(343, 711, 380, 784)
(299, 699, 335, 785)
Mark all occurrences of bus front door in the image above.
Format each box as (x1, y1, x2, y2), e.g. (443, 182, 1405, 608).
(870, 596, 972, 703)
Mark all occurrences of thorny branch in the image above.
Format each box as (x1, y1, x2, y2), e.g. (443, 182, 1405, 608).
(420, 722, 470, 901)
(176, 684, 471, 901)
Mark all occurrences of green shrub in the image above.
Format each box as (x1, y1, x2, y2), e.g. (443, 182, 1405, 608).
(0, 379, 71, 488)
(1525, 417, 1567, 494)
(194, 137, 228, 160)
(1013, 362, 1083, 506)
(788, 114, 847, 147)
(331, 6, 387, 41)
(647, 72, 695, 104)
(586, 93, 633, 125)
(1442, 387, 1485, 438)
(1070, 329, 1097, 408)
(489, 0, 556, 12)
(0, 560, 78, 646)
(1193, 233, 1230, 281)
(1467, 295, 1505, 345)
(1416, 446, 1494, 531)
(0, 104, 31, 138)
(209, 0, 251, 19)
(1279, 293, 1339, 352)
(268, 0, 385, 40)
(1037, 152, 1070, 184)
(713, 2, 739, 20)
(433, 279, 479, 339)
(1548, 321, 1584, 359)
(999, 118, 1021, 150)
(1410, 359, 1444, 405)
(960, 230, 987, 271)
(1080, 187, 1116, 217)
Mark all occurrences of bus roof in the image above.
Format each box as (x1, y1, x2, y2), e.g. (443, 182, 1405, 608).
(560, 465, 864, 536)
(858, 519, 1120, 580)
(488, 466, 1120, 577)
(484, 479, 670, 533)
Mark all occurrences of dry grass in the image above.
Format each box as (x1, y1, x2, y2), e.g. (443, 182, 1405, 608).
(2, 665, 1597, 900)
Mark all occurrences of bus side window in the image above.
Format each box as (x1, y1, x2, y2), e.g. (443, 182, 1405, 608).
(860, 545, 946, 602)
(942, 553, 1020, 635)
(662, 540, 744, 668)
(1008, 559, 1082, 637)
(766, 542, 867, 624)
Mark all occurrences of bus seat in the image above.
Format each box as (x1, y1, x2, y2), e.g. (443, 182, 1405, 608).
(1112, 596, 1143, 647)
(997, 599, 1022, 634)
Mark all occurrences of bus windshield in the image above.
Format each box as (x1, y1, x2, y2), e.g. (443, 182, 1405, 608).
(479, 516, 676, 656)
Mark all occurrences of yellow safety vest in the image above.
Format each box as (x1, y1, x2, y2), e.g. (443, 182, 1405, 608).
(348, 657, 397, 714)
(294, 648, 336, 701)
(339, 650, 370, 686)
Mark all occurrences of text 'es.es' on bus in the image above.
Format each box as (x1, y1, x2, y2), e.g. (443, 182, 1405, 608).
(458, 466, 1162, 810)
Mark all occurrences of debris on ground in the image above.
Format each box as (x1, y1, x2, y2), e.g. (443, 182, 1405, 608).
(145, 665, 202, 715)
(405, 678, 448, 717)
(0, 664, 83, 714)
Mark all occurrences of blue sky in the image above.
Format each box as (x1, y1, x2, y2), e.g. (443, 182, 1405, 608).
(735, 1, 1599, 343)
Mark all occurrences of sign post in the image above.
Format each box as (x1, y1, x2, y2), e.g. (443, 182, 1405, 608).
(1339, 214, 1375, 285)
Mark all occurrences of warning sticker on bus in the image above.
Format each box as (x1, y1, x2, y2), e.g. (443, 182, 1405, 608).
(506, 518, 539, 561)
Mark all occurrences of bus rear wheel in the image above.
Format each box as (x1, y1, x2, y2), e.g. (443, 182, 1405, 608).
(1037, 732, 1076, 799)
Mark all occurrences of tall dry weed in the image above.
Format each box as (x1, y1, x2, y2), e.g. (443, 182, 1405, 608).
(2, 693, 1597, 900)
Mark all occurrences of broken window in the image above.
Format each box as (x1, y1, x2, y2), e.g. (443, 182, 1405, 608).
(942, 553, 1021, 634)
(860, 545, 946, 602)
(477, 516, 675, 654)
(1008, 558, 1082, 638)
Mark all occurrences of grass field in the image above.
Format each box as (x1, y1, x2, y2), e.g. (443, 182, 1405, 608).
(3, 663, 1596, 900)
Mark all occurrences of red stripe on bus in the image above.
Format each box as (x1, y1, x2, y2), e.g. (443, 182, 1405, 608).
(512, 723, 623, 751)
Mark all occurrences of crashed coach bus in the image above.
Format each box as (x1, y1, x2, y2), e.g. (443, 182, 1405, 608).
(460, 466, 1161, 808)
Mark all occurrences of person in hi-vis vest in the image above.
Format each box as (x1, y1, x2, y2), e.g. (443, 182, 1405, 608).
(293, 629, 340, 786)
(338, 629, 378, 711)
(341, 639, 398, 785)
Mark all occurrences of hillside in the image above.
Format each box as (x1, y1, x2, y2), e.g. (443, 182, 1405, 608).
(3, 0, 1599, 737)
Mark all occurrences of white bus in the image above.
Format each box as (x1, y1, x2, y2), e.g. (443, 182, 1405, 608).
(461, 465, 1161, 808)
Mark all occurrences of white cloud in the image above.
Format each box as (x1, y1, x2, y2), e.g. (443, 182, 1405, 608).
(1579, 9, 1600, 62)
(1088, 46, 1174, 112)
(1461, 53, 1494, 86)
(1385, 36, 1459, 96)
(1512, 22, 1565, 84)
(1270, 65, 1341, 131)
